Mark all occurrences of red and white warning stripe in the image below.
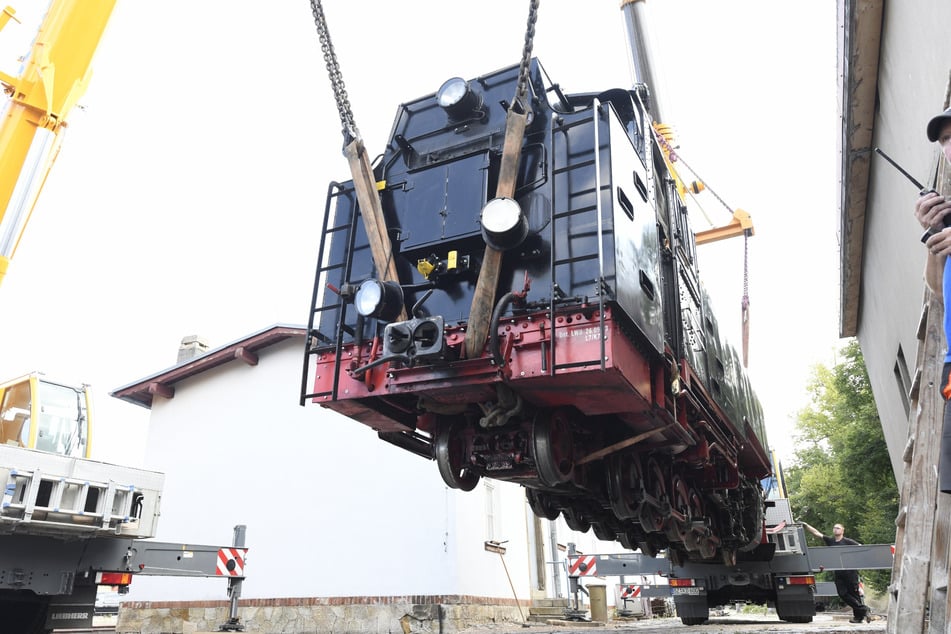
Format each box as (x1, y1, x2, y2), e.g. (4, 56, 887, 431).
(568, 555, 597, 577)
(216, 548, 248, 577)
(620, 584, 642, 599)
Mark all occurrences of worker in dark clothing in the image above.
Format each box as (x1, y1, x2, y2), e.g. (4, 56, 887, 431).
(802, 522, 870, 623)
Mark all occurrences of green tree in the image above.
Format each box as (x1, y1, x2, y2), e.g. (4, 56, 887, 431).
(784, 339, 898, 592)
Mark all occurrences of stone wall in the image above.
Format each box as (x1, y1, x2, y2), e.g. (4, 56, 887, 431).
(116, 595, 527, 633)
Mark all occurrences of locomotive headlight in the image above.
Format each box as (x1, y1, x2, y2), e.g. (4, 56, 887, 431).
(480, 197, 528, 250)
(436, 77, 484, 120)
(354, 279, 404, 322)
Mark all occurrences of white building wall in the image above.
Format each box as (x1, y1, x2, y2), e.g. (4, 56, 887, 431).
(123, 338, 536, 602)
(854, 0, 951, 479)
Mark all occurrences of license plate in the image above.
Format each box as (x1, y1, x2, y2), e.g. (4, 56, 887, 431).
(672, 587, 702, 596)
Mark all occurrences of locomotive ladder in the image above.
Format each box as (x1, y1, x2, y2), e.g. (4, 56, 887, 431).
(546, 101, 609, 376)
(299, 181, 361, 405)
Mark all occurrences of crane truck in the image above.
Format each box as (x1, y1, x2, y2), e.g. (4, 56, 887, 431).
(0, 4, 247, 632)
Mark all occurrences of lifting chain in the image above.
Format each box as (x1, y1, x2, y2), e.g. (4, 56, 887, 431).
(308, 0, 358, 141)
(309, 0, 540, 132)
(513, 0, 540, 112)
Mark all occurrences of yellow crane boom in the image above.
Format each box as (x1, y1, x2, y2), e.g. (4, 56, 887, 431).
(0, 0, 116, 287)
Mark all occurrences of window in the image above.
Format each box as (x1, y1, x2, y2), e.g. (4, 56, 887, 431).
(0, 380, 31, 448)
(34, 380, 88, 457)
(485, 482, 497, 541)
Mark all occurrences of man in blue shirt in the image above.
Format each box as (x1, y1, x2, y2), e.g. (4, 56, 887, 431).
(915, 106, 951, 494)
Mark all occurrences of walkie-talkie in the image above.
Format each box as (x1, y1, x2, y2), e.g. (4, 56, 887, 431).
(874, 147, 945, 243)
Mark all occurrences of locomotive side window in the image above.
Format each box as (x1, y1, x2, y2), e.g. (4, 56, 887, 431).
(617, 187, 635, 221)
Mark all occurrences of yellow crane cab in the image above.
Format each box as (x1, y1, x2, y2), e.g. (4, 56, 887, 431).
(0, 372, 91, 458)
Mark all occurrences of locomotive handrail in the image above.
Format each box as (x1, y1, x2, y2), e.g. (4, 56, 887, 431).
(593, 98, 608, 372)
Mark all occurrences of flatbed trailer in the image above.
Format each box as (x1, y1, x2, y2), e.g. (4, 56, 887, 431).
(567, 500, 894, 625)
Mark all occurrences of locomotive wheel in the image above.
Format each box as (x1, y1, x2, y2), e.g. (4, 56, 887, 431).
(606, 453, 643, 520)
(698, 503, 722, 560)
(637, 457, 667, 533)
(591, 520, 618, 542)
(619, 528, 645, 550)
(525, 488, 560, 521)
(664, 475, 690, 543)
(533, 409, 575, 486)
(637, 534, 666, 558)
(738, 481, 766, 552)
(562, 506, 591, 533)
(682, 487, 705, 552)
(434, 419, 480, 492)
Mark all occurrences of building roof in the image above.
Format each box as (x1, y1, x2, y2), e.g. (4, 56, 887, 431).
(110, 324, 306, 409)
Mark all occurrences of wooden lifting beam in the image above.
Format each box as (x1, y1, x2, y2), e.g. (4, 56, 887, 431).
(694, 208, 754, 246)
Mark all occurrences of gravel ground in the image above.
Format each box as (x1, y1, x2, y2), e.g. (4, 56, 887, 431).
(457, 612, 886, 634)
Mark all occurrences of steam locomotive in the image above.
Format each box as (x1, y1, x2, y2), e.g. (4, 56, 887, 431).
(302, 58, 771, 566)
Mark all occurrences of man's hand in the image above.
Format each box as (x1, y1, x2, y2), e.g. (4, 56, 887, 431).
(916, 191, 951, 232)
(926, 228, 951, 257)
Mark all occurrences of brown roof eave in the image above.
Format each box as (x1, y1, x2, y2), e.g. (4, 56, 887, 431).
(838, 0, 884, 338)
(110, 324, 306, 409)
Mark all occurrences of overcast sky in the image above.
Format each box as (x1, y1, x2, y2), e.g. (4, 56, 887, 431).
(0, 1, 839, 467)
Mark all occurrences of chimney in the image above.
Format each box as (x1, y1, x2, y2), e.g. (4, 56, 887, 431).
(177, 335, 210, 364)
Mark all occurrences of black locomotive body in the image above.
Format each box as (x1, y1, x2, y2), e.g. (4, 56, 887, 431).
(303, 59, 771, 564)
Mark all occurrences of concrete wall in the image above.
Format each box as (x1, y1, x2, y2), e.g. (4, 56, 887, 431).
(122, 338, 535, 602)
(853, 0, 951, 478)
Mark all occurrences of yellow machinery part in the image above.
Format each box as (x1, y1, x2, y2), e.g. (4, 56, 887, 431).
(0, 0, 117, 287)
(694, 208, 754, 246)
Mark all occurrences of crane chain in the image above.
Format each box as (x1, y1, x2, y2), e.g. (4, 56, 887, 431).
(513, 0, 541, 112)
(309, 0, 358, 140)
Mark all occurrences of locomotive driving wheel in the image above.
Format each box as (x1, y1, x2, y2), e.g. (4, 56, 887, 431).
(637, 457, 667, 533)
(606, 452, 643, 520)
(738, 480, 766, 552)
(562, 506, 591, 533)
(525, 488, 560, 520)
(532, 409, 575, 486)
(682, 486, 705, 552)
(434, 419, 480, 491)
(665, 475, 690, 543)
